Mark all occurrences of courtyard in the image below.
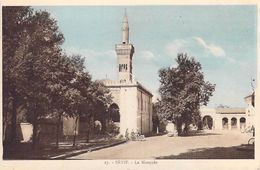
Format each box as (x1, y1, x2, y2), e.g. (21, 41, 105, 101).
(67, 131, 254, 159)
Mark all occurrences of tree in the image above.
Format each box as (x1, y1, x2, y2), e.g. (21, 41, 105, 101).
(3, 6, 65, 148)
(3, 6, 34, 144)
(3, 6, 112, 150)
(46, 54, 90, 147)
(158, 53, 215, 136)
(152, 102, 162, 133)
(83, 80, 112, 142)
(66, 55, 92, 146)
(20, 9, 64, 149)
(54, 55, 112, 145)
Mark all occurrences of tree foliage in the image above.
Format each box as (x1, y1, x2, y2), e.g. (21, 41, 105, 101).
(3, 6, 112, 148)
(157, 53, 215, 135)
(3, 7, 34, 143)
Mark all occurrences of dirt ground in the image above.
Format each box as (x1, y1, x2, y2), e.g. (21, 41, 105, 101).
(68, 130, 254, 159)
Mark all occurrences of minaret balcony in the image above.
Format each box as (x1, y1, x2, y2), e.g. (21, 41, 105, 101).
(115, 44, 133, 49)
(115, 44, 135, 54)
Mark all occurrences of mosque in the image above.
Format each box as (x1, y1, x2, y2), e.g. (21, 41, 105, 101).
(102, 12, 153, 135)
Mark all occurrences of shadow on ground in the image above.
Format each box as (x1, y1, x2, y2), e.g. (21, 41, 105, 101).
(3, 134, 124, 160)
(179, 130, 221, 137)
(3, 142, 109, 160)
(156, 144, 254, 159)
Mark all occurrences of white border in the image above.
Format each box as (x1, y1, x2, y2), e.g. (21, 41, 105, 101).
(0, 1, 259, 170)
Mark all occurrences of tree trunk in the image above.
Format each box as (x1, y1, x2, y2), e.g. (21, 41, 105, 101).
(86, 129, 90, 143)
(73, 116, 79, 146)
(101, 117, 106, 133)
(183, 123, 189, 135)
(3, 97, 9, 143)
(85, 117, 91, 143)
(10, 96, 17, 145)
(55, 113, 62, 148)
(32, 103, 38, 150)
(176, 117, 182, 136)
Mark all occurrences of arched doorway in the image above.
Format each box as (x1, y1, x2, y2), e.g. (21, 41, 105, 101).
(222, 117, 228, 130)
(202, 116, 213, 130)
(108, 103, 120, 134)
(231, 117, 237, 129)
(240, 117, 246, 130)
(109, 103, 120, 122)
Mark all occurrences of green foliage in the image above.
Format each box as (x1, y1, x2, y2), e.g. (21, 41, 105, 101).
(3, 6, 112, 146)
(152, 102, 166, 133)
(157, 53, 215, 135)
(3, 7, 34, 123)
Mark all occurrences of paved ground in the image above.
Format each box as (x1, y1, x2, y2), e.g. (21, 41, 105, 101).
(67, 130, 254, 159)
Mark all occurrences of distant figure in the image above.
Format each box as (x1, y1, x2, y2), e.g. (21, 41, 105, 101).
(36, 125, 42, 146)
(94, 120, 102, 132)
(166, 120, 175, 137)
(251, 125, 255, 137)
(125, 128, 129, 140)
(130, 129, 135, 141)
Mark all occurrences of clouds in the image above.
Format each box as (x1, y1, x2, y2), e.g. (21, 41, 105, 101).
(164, 37, 227, 58)
(165, 39, 189, 57)
(139, 50, 156, 60)
(194, 37, 248, 67)
(163, 37, 246, 67)
(194, 37, 226, 57)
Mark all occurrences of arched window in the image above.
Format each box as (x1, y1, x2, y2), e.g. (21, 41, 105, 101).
(231, 117, 237, 129)
(222, 117, 228, 129)
(202, 116, 213, 130)
(109, 103, 120, 122)
(240, 117, 246, 130)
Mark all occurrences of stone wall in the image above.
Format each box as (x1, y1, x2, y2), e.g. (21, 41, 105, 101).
(137, 87, 153, 134)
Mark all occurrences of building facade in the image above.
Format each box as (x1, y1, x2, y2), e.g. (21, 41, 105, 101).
(200, 108, 247, 131)
(244, 93, 255, 128)
(102, 12, 153, 135)
(200, 94, 255, 131)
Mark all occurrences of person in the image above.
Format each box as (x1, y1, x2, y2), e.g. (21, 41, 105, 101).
(130, 129, 135, 141)
(251, 125, 255, 137)
(36, 125, 41, 147)
(125, 128, 129, 140)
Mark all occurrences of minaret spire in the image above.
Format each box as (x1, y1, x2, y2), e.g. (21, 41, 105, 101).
(122, 9, 129, 44)
(116, 9, 135, 83)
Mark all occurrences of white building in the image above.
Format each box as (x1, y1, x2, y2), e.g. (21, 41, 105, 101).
(102, 12, 153, 135)
(200, 94, 255, 131)
(244, 93, 255, 128)
(200, 107, 247, 131)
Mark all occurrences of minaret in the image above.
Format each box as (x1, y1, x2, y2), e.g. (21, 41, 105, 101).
(116, 10, 135, 83)
(122, 10, 129, 44)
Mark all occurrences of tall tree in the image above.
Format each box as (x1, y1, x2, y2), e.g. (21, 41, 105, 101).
(45, 54, 89, 147)
(20, 10, 64, 149)
(3, 7, 33, 144)
(65, 55, 93, 146)
(83, 80, 112, 142)
(158, 53, 215, 135)
(3, 6, 65, 148)
(3, 6, 112, 150)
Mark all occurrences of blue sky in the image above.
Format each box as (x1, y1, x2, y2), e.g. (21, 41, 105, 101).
(34, 6, 257, 107)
